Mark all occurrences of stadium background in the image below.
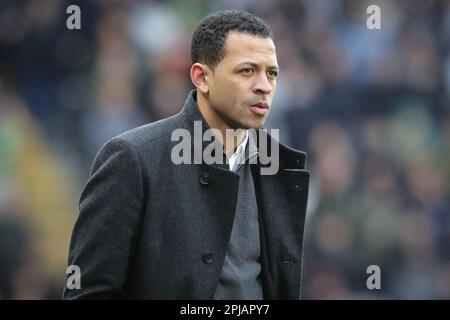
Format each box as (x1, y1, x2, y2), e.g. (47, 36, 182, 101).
(0, 0, 449, 299)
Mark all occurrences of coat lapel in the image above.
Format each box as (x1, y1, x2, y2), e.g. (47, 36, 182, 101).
(252, 131, 310, 299)
(170, 90, 240, 298)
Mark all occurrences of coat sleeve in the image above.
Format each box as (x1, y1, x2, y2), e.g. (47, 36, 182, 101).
(63, 137, 145, 299)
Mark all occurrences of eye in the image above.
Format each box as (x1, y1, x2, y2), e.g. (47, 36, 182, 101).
(267, 70, 278, 79)
(241, 68, 254, 75)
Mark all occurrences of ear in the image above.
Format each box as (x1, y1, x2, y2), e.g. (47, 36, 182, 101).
(190, 63, 211, 94)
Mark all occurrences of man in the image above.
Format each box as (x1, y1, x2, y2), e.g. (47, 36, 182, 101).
(63, 10, 309, 300)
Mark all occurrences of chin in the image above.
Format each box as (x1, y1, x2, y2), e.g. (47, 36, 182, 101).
(247, 121, 265, 130)
(232, 116, 266, 130)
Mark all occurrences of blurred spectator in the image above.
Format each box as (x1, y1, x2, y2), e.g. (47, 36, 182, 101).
(80, 8, 147, 163)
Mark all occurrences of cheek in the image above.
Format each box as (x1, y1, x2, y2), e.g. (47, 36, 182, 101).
(211, 79, 243, 107)
(211, 74, 257, 114)
(210, 75, 232, 98)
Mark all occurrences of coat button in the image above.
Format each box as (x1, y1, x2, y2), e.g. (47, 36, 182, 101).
(203, 252, 214, 264)
(295, 184, 301, 191)
(199, 172, 210, 186)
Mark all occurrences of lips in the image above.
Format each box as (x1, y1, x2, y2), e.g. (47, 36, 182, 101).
(249, 102, 269, 116)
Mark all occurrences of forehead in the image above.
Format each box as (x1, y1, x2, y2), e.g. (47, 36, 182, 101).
(221, 32, 277, 66)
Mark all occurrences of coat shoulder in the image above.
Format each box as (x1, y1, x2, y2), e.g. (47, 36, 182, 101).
(265, 130, 308, 169)
(113, 113, 184, 151)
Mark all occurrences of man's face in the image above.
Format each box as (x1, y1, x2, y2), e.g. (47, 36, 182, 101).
(206, 32, 279, 129)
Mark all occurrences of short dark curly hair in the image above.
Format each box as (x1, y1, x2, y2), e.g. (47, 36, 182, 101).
(191, 10, 273, 69)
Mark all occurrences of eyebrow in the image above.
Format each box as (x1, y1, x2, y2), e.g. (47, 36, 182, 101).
(236, 62, 279, 72)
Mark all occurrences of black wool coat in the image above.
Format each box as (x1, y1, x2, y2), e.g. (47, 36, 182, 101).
(63, 90, 310, 299)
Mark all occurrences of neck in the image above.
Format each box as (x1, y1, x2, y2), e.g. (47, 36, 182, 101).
(197, 92, 246, 158)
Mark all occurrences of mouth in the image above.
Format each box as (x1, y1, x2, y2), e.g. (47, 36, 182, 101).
(249, 102, 269, 116)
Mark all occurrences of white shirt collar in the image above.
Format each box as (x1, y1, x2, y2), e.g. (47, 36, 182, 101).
(228, 130, 249, 172)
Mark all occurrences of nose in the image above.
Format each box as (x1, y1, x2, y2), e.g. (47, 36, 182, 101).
(252, 73, 273, 95)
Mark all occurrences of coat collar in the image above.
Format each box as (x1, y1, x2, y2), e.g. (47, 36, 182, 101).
(178, 89, 307, 171)
(179, 89, 210, 132)
(179, 90, 228, 169)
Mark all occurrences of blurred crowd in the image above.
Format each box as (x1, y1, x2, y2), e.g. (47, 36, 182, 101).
(0, 0, 449, 299)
